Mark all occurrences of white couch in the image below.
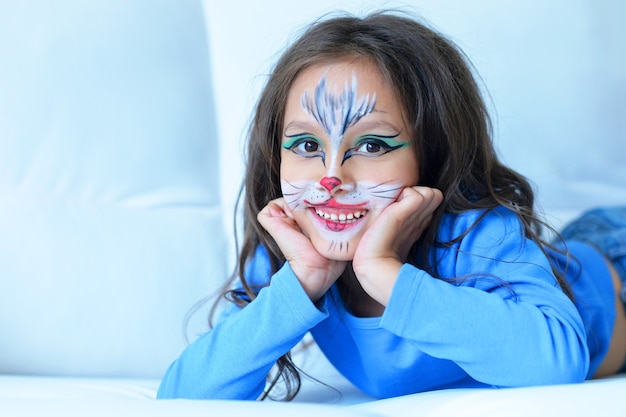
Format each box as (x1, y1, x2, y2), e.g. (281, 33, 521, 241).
(1, 1, 625, 416)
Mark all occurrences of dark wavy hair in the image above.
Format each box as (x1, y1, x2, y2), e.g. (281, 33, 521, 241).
(211, 10, 573, 400)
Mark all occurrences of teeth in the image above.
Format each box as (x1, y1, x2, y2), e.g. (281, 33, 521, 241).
(315, 209, 366, 222)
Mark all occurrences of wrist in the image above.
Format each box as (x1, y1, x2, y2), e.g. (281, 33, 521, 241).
(288, 261, 343, 302)
(354, 257, 402, 306)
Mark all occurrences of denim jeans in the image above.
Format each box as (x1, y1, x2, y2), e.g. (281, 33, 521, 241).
(559, 207, 626, 305)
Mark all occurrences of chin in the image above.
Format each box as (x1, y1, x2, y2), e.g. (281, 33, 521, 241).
(295, 208, 369, 261)
(320, 249, 355, 262)
(309, 235, 360, 261)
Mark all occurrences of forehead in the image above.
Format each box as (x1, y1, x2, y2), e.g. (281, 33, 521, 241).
(288, 60, 389, 99)
(284, 60, 408, 136)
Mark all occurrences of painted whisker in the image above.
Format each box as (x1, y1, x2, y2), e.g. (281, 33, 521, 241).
(327, 240, 349, 253)
(368, 191, 399, 200)
(284, 197, 306, 209)
(370, 186, 403, 194)
(282, 179, 305, 190)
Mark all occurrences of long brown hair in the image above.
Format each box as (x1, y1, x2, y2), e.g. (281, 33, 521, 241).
(215, 10, 572, 400)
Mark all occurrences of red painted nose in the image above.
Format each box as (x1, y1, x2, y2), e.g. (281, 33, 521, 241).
(320, 176, 341, 192)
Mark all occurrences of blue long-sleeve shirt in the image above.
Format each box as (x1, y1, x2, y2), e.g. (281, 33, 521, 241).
(158, 207, 610, 400)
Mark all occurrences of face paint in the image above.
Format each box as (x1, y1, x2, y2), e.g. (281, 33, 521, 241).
(300, 73, 376, 174)
(282, 178, 404, 247)
(280, 61, 419, 260)
(283, 73, 407, 213)
(319, 176, 341, 192)
(301, 73, 376, 139)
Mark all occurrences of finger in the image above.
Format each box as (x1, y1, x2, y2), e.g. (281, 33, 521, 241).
(392, 187, 441, 219)
(258, 198, 317, 256)
(394, 187, 442, 239)
(280, 199, 295, 219)
(412, 186, 443, 205)
(267, 201, 288, 218)
(410, 186, 443, 216)
(257, 200, 296, 236)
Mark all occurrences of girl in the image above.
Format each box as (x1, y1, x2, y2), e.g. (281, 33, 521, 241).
(157, 12, 626, 400)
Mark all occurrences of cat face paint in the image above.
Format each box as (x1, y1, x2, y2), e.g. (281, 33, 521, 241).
(280, 61, 419, 261)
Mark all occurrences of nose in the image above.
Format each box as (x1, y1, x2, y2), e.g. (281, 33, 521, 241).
(319, 176, 342, 192)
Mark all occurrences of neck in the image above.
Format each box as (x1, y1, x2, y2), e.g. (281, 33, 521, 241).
(338, 263, 385, 317)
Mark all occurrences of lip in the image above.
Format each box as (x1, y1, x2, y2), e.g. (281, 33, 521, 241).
(304, 198, 367, 209)
(307, 206, 368, 233)
(302, 198, 370, 232)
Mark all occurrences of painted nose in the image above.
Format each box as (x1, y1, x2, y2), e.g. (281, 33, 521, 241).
(319, 176, 342, 192)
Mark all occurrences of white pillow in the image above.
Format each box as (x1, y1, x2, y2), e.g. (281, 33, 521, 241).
(0, 0, 225, 378)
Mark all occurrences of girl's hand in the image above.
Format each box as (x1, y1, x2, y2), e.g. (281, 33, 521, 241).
(352, 186, 443, 306)
(257, 198, 347, 302)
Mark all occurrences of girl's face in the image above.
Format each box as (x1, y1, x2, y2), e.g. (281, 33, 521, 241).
(280, 60, 419, 261)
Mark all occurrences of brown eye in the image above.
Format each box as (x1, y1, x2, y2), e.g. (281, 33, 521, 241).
(284, 135, 324, 158)
(355, 140, 386, 154)
(345, 135, 406, 161)
(303, 140, 319, 152)
(365, 142, 381, 153)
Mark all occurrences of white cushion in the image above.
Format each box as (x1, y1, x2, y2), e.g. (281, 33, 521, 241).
(0, 0, 225, 378)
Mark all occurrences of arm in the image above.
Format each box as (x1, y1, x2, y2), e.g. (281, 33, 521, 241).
(382, 265, 589, 386)
(380, 208, 589, 386)
(157, 262, 328, 400)
(159, 197, 347, 400)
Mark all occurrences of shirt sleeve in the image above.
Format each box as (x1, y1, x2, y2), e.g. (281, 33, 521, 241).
(157, 261, 328, 400)
(380, 208, 590, 387)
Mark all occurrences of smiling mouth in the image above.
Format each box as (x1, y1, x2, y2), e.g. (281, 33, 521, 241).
(310, 207, 368, 232)
(314, 208, 366, 222)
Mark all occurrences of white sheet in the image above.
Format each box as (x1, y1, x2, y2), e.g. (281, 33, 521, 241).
(1, 375, 624, 417)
